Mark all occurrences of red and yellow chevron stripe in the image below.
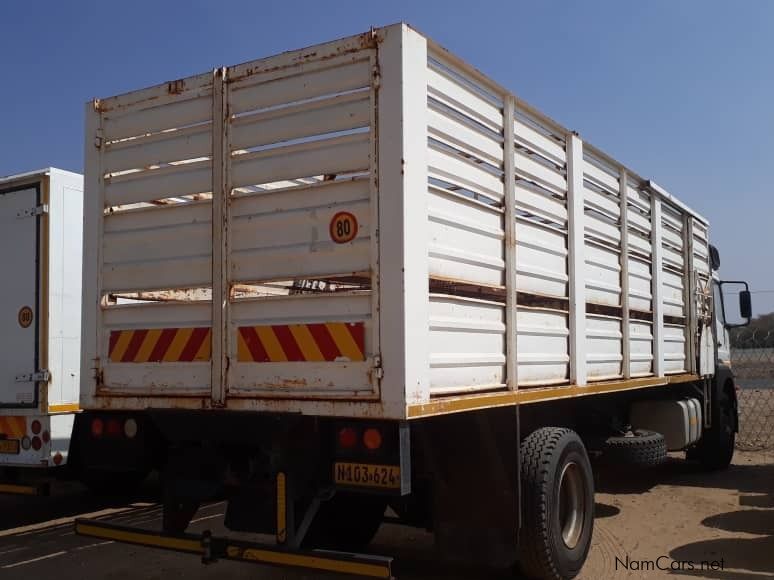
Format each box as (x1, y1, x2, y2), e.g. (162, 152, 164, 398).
(237, 322, 365, 363)
(0, 417, 27, 439)
(109, 328, 211, 363)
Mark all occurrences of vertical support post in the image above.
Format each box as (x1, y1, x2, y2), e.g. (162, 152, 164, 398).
(683, 216, 696, 373)
(377, 24, 429, 412)
(619, 169, 631, 379)
(567, 134, 587, 386)
(81, 101, 104, 403)
(651, 194, 665, 377)
(503, 96, 518, 391)
(211, 67, 229, 406)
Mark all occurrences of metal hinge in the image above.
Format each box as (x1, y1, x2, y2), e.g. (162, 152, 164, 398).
(15, 370, 51, 383)
(16, 205, 49, 219)
(372, 356, 383, 380)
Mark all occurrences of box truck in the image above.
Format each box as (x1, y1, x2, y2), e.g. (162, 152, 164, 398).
(0, 168, 83, 494)
(73, 24, 751, 580)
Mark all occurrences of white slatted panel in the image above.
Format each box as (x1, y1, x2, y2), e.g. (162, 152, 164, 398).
(227, 51, 374, 284)
(514, 107, 570, 385)
(102, 201, 212, 292)
(428, 295, 505, 394)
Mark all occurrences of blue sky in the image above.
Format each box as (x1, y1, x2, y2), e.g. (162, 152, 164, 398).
(1, 1, 771, 314)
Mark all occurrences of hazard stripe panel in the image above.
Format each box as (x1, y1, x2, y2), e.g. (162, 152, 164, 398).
(238, 323, 365, 362)
(0, 417, 27, 439)
(109, 328, 211, 363)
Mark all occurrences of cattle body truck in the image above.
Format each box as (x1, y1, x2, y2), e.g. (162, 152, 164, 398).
(73, 24, 750, 580)
(0, 168, 83, 492)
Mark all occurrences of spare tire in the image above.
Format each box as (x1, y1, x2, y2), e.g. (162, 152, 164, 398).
(594, 429, 667, 467)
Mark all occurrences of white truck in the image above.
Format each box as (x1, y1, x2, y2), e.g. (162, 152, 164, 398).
(73, 24, 751, 580)
(0, 168, 83, 494)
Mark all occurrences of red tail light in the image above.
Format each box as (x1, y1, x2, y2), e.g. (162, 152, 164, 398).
(106, 419, 122, 437)
(30, 420, 42, 435)
(31, 436, 42, 451)
(41, 431, 50, 443)
(363, 428, 383, 451)
(338, 427, 358, 449)
(91, 418, 104, 438)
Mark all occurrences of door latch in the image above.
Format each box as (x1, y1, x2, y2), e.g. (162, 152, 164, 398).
(16, 205, 49, 219)
(15, 370, 51, 383)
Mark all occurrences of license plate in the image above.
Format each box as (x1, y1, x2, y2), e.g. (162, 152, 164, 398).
(0, 440, 20, 454)
(334, 462, 400, 489)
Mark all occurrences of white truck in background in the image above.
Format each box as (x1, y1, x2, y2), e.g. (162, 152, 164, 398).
(0, 168, 83, 494)
(72, 24, 751, 580)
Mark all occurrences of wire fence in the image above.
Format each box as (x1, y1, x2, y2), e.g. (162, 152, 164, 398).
(731, 329, 774, 451)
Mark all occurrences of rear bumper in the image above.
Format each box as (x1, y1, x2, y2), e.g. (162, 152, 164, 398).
(75, 518, 393, 578)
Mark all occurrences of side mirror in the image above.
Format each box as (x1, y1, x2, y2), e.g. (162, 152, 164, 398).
(719, 280, 752, 328)
(739, 289, 752, 320)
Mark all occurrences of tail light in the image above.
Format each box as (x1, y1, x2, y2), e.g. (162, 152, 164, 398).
(21, 436, 31, 450)
(106, 419, 122, 438)
(31, 436, 42, 451)
(91, 418, 104, 438)
(41, 431, 50, 443)
(363, 428, 383, 451)
(338, 427, 358, 449)
(30, 420, 41, 435)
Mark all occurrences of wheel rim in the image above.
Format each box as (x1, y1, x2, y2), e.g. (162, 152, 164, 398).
(558, 461, 587, 549)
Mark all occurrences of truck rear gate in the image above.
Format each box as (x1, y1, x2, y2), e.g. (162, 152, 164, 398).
(0, 169, 83, 478)
(81, 25, 713, 421)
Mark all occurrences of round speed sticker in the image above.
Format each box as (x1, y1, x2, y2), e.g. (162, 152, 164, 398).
(329, 211, 358, 244)
(18, 306, 33, 328)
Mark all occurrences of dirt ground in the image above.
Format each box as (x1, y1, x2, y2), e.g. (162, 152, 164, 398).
(0, 450, 771, 579)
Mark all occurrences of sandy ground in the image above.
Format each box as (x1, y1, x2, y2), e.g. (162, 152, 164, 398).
(0, 450, 771, 579)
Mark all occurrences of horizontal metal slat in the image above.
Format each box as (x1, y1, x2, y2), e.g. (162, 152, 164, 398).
(104, 125, 212, 174)
(231, 92, 371, 151)
(103, 95, 212, 142)
(231, 133, 370, 189)
(427, 66, 502, 133)
(229, 56, 372, 115)
(428, 107, 503, 166)
(105, 160, 212, 206)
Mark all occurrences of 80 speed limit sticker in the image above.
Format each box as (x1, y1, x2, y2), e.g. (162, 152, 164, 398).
(329, 211, 358, 244)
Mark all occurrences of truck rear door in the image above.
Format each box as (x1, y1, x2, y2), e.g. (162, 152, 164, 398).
(0, 183, 40, 408)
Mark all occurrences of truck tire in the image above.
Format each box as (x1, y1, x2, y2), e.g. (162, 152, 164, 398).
(691, 385, 735, 471)
(302, 492, 387, 552)
(518, 427, 594, 580)
(596, 429, 667, 467)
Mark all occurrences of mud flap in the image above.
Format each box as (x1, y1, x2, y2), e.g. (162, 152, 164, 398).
(417, 407, 520, 569)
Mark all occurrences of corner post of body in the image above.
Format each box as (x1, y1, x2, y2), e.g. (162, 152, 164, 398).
(376, 24, 430, 413)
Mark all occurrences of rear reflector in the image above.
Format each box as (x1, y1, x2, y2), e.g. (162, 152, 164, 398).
(124, 418, 138, 439)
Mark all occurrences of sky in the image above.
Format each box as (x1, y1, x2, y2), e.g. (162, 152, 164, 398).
(1, 0, 772, 314)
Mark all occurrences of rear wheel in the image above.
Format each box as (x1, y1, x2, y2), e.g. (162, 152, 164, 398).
(518, 427, 594, 580)
(302, 492, 387, 552)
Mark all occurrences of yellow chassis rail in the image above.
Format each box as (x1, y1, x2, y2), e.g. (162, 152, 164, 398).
(75, 519, 393, 579)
